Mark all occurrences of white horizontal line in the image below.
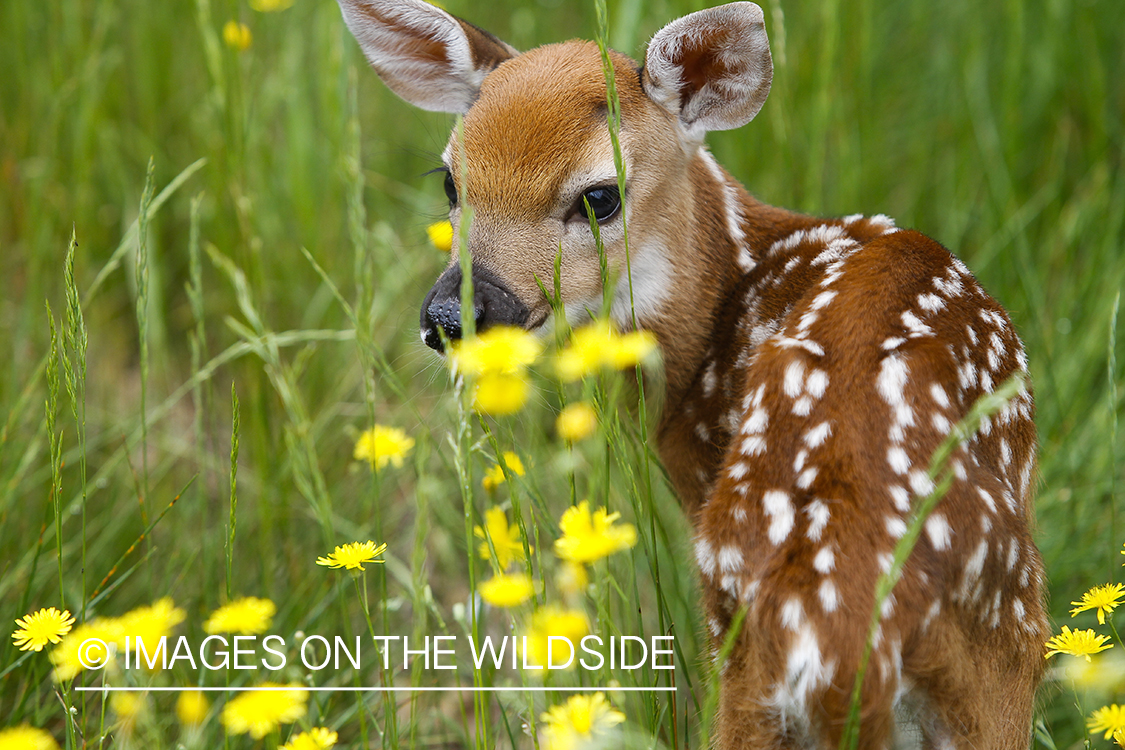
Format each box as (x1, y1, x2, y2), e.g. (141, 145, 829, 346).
(75, 686, 676, 693)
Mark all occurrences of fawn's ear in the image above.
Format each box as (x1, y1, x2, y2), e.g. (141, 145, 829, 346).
(337, 0, 517, 113)
(643, 2, 773, 140)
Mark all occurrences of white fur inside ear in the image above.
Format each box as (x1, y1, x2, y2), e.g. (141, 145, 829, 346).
(644, 2, 773, 139)
(338, 0, 486, 113)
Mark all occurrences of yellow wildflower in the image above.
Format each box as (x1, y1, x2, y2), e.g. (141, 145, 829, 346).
(1089, 705, 1125, 740)
(221, 683, 308, 739)
(222, 21, 252, 51)
(118, 598, 186, 654)
(176, 690, 209, 726)
(556, 402, 597, 441)
(0, 725, 59, 750)
(354, 425, 415, 470)
(474, 506, 531, 568)
(473, 371, 530, 415)
(426, 221, 453, 252)
(249, 0, 293, 11)
(482, 452, 526, 492)
(316, 541, 387, 571)
(1044, 625, 1113, 662)
(556, 320, 656, 381)
(204, 597, 276, 635)
(111, 692, 145, 733)
(452, 326, 542, 376)
(554, 501, 637, 564)
(479, 573, 535, 608)
(557, 562, 589, 597)
(279, 727, 339, 750)
(1071, 583, 1125, 625)
(1115, 727, 1125, 749)
(540, 693, 625, 750)
(50, 618, 124, 681)
(12, 607, 74, 652)
(523, 606, 589, 669)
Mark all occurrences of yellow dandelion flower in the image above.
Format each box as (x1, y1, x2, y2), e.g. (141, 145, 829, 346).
(426, 221, 453, 252)
(474, 506, 532, 568)
(557, 562, 589, 597)
(523, 606, 589, 669)
(204, 597, 276, 635)
(222, 20, 252, 51)
(1071, 583, 1125, 625)
(279, 727, 338, 750)
(249, 0, 293, 11)
(1057, 651, 1125, 691)
(50, 618, 124, 681)
(554, 501, 637, 564)
(111, 692, 145, 733)
(176, 690, 209, 726)
(556, 320, 656, 381)
(540, 692, 625, 750)
(354, 425, 415, 470)
(221, 683, 308, 739)
(1089, 705, 1125, 740)
(118, 598, 186, 654)
(12, 607, 74, 652)
(0, 725, 59, 750)
(452, 326, 542, 376)
(1044, 625, 1113, 662)
(316, 541, 387, 571)
(556, 402, 597, 441)
(479, 573, 535, 608)
(1115, 727, 1125, 749)
(473, 371, 530, 415)
(482, 452, 526, 492)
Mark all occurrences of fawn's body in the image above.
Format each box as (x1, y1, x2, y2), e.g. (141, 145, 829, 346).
(337, 1, 1048, 746)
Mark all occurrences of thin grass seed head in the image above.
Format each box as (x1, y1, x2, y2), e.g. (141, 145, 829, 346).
(1089, 705, 1125, 740)
(204, 597, 277, 635)
(539, 692, 625, 750)
(556, 402, 598, 441)
(176, 690, 209, 726)
(11, 607, 74, 652)
(354, 425, 415, 470)
(474, 506, 532, 568)
(1044, 625, 1114, 662)
(316, 541, 388, 571)
(221, 683, 309, 739)
(0, 725, 60, 750)
(279, 727, 339, 750)
(479, 572, 535, 608)
(1071, 583, 1125, 625)
(554, 500, 637, 564)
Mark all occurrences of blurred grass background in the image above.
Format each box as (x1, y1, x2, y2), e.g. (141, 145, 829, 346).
(1, 0, 1123, 747)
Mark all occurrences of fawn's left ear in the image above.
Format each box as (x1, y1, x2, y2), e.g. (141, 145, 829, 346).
(336, 0, 517, 113)
(643, 2, 773, 141)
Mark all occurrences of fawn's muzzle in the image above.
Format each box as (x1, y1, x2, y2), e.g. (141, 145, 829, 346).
(420, 264, 531, 352)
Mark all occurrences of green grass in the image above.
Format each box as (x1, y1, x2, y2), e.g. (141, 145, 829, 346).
(1, 0, 1123, 747)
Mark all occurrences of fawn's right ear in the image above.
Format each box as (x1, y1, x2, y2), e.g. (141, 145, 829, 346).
(336, 0, 517, 114)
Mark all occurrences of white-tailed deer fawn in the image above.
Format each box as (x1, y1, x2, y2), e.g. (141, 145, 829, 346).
(337, 0, 1048, 746)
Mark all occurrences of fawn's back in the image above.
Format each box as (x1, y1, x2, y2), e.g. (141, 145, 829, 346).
(336, 0, 1048, 746)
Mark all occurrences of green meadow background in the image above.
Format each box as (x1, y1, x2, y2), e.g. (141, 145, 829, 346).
(1, 0, 1123, 747)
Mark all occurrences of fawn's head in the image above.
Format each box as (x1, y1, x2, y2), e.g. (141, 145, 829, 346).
(337, 0, 773, 351)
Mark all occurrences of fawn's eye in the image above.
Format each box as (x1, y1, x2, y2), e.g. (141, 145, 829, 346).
(443, 169, 458, 206)
(577, 185, 621, 223)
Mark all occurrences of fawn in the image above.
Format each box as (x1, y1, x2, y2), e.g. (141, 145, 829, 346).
(336, 0, 1048, 746)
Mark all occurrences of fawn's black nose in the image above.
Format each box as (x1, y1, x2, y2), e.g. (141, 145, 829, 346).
(420, 264, 530, 352)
